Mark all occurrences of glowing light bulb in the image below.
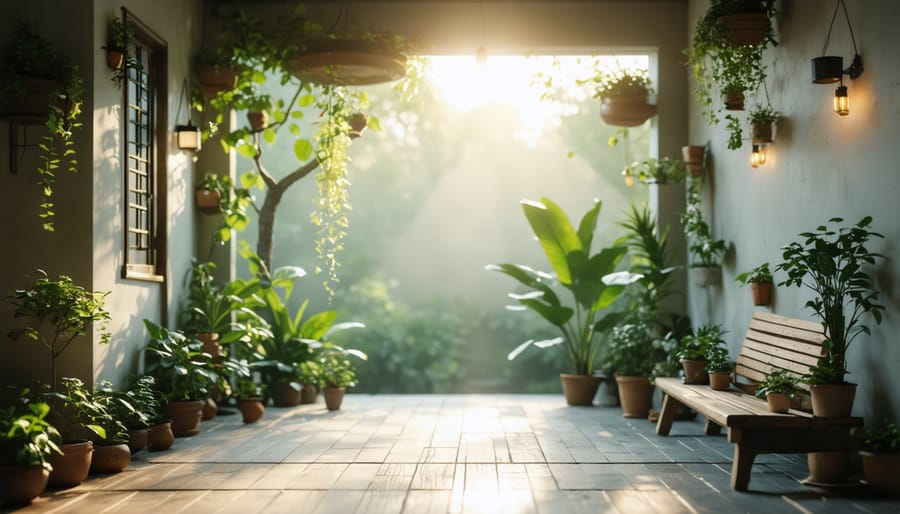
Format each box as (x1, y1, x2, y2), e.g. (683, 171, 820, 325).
(834, 85, 849, 116)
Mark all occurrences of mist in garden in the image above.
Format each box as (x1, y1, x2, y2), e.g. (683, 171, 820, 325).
(234, 55, 650, 393)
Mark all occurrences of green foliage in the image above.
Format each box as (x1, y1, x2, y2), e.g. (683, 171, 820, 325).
(735, 262, 773, 284)
(724, 113, 743, 150)
(123, 375, 162, 427)
(233, 379, 266, 399)
(143, 320, 218, 401)
(862, 422, 900, 454)
(682, 181, 727, 267)
(754, 369, 799, 398)
(102, 16, 138, 87)
(748, 104, 781, 124)
(196, 173, 258, 245)
(677, 324, 727, 361)
(602, 321, 657, 377)
(585, 67, 654, 100)
(621, 157, 685, 185)
(2, 21, 84, 231)
(685, 0, 775, 145)
(7, 270, 111, 387)
(47, 377, 109, 443)
(89, 382, 134, 445)
(488, 198, 641, 376)
(706, 347, 732, 372)
(615, 203, 676, 322)
(316, 346, 367, 389)
(0, 400, 62, 470)
(775, 217, 884, 384)
(297, 360, 321, 386)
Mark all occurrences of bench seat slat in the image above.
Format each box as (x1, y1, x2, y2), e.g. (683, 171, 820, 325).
(738, 346, 818, 376)
(742, 331, 825, 363)
(751, 311, 822, 333)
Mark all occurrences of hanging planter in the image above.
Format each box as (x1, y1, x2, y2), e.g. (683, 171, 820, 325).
(591, 68, 657, 127)
(723, 90, 745, 110)
(197, 63, 239, 98)
(718, 12, 771, 46)
(748, 105, 781, 144)
(247, 110, 268, 132)
(291, 37, 406, 86)
(682, 145, 707, 177)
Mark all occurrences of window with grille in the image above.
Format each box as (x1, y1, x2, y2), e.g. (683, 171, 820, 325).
(122, 11, 167, 282)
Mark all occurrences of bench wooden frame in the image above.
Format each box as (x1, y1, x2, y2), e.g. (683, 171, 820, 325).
(655, 312, 863, 491)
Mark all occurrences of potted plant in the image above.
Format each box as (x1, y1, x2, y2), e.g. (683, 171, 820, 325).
(775, 217, 884, 417)
(686, 0, 776, 149)
(748, 105, 781, 144)
(706, 347, 732, 391)
(677, 324, 726, 385)
(488, 198, 641, 406)
(682, 183, 727, 287)
(587, 67, 657, 127)
(7, 270, 111, 390)
(233, 380, 266, 424)
(298, 360, 321, 404)
(245, 96, 271, 132)
(317, 346, 368, 411)
(0, 400, 62, 505)
(44, 377, 110, 488)
(112, 375, 157, 454)
(127, 376, 173, 452)
(291, 30, 409, 87)
(859, 422, 900, 495)
(735, 262, 774, 306)
(603, 322, 657, 418)
(621, 156, 685, 186)
(1, 21, 85, 231)
(143, 320, 218, 437)
(754, 369, 798, 413)
(84, 381, 132, 474)
(195, 173, 226, 214)
(682, 145, 707, 177)
(102, 16, 128, 71)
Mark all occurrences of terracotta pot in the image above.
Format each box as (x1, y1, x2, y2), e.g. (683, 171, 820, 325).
(47, 441, 93, 488)
(723, 91, 745, 110)
(324, 387, 346, 411)
(615, 375, 653, 419)
(127, 427, 148, 454)
(860, 451, 900, 495)
(682, 145, 706, 177)
(106, 48, 125, 70)
(0, 77, 63, 122)
(690, 266, 721, 288)
(681, 359, 709, 385)
(198, 63, 238, 97)
(807, 452, 851, 484)
(165, 400, 203, 437)
(0, 465, 49, 505)
(90, 444, 131, 474)
(195, 189, 221, 215)
(809, 383, 857, 417)
(270, 381, 302, 407)
(751, 121, 773, 144)
(599, 92, 657, 127)
(237, 398, 265, 423)
(247, 111, 268, 132)
(290, 39, 406, 86)
(196, 332, 222, 358)
(147, 421, 174, 451)
(709, 371, 731, 391)
(202, 397, 218, 421)
(559, 374, 601, 406)
(766, 393, 791, 413)
(300, 383, 318, 404)
(750, 282, 773, 306)
(718, 13, 770, 46)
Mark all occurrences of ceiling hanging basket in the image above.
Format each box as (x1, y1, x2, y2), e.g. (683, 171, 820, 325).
(290, 38, 406, 86)
(599, 90, 657, 128)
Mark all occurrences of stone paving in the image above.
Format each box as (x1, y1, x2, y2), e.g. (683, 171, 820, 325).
(5, 395, 899, 513)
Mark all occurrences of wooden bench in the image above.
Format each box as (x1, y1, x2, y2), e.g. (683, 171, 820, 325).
(655, 312, 863, 491)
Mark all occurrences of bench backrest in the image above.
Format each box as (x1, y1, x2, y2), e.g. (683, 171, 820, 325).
(735, 311, 826, 391)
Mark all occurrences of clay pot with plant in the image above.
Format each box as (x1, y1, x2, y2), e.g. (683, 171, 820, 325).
(736, 262, 774, 306)
(682, 145, 707, 177)
(677, 324, 727, 385)
(589, 68, 657, 128)
(298, 360, 321, 404)
(488, 198, 642, 407)
(858, 422, 900, 495)
(754, 370, 798, 413)
(102, 16, 135, 88)
(706, 347, 732, 391)
(89, 381, 139, 474)
(602, 322, 658, 419)
(749, 105, 780, 144)
(317, 346, 367, 411)
(234, 380, 266, 424)
(0, 400, 62, 505)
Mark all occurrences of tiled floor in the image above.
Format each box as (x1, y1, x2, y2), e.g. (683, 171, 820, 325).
(5, 395, 899, 513)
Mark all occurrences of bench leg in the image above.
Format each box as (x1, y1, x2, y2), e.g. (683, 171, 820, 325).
(731, 443, 757, 491)
(656, 393, 680, 436)
(704, 419, 722, 436)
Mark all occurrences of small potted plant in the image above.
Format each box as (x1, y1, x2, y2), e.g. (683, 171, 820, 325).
(0, 400, 62, 505)
(603, 322, 658, 419)
(234, 380, 266, 424)
(735, 262, 774, 306)
(754, 370, 798, 413)
(858, 421, 900, 495)
(85, 381, 132, 474)
(195, 173, 226, 214)
(245, 96, 271, 132)
(44, 377, 110, 487)
(706, 347, 732, 391)
(677, 324, 726, 385)
(298, 360, 321, 405)
(621, 156, 686, 186)
(589, 67, 657, 127)
(748, 105, 781, 144)
(317, 346, 367, 411)
(775, 217, 884, 418)
(682, 183, 727, 287)
(681, 145, 707, 177)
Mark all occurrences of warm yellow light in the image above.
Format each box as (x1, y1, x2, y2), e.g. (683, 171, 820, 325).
(176, 122, 201, 151)
(624, 174, 635, 187)
(757, 145, 766, 165)
(834, 85, 849, 116)
(751, 145, 761, 168)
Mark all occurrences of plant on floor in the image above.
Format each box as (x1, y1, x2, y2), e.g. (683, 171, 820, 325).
(774, 217, 884, 385)
(7, 270, 111, 389)
(754, 369, 798, 398)
(487, 198, 641, 376)
(233, 379, 266, 400)
(861, 422, 900, 454)
(1, 21, 85, 231)
(143, 320, 218, 402)
(83, 382, 131, 446)
(45, 377, 108, 443)
(0, 400, 62, 470)
(602, 321, 657, 377)
(682, 181, 727, 268)
(317, 346, 367, 389)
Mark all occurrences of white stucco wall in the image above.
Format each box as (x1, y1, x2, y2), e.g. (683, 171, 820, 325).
(686, 0, 900, 422)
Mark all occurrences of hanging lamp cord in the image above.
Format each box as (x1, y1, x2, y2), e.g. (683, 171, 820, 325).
(820, 0, 863, 78)
(175, 78, 191, 125)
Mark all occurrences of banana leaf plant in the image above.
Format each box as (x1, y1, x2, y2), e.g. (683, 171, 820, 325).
(487, 198, 642, 376)
(236, 242, 364, 387)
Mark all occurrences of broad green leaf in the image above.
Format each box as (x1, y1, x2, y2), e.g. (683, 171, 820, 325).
(301, 310, 338, 340)
(294, 139, 313, 161)
(367, 115, 382, 131)
(263, 128, 276, 144)
(237, 142, 257, 159)
(576, 199, 601, 250)
(298, 94, 315, 107)
(519, 299, 573, 327)
(521, 198, 582, 285)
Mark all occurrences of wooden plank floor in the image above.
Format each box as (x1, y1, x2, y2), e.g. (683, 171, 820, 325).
(5, 395, 898, 513)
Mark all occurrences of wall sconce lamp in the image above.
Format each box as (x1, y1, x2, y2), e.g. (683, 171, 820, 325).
(174, 79, 201, 151)
(751, 144, 767, 168)
(811, 0, 863, 116)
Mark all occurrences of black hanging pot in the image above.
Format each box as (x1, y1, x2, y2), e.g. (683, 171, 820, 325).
(811, 56, 843, 84)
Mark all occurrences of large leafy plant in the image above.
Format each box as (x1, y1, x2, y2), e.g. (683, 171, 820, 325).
(775, 217, 884, 385)
(487, 198, 640, 376)
(0, 400, 62, 470)
(143, 320, 220, 402)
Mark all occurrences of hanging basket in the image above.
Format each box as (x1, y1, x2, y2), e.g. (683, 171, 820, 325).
(599, 90, 657, 127)
(751, 121, 774, 143)
(682, 145, 706, 177)
(718, 13, 770, 46)
(723, 91, 745, 110)
(197, 63, 239, 98)
(291, 38, 406, 86)
(0, 77, 63, 124)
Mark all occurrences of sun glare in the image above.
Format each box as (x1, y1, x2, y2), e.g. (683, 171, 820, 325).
(425, 54, 649, 146)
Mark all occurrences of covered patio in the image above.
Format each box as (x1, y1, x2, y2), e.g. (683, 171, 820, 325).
(11, 395, 896, 513)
